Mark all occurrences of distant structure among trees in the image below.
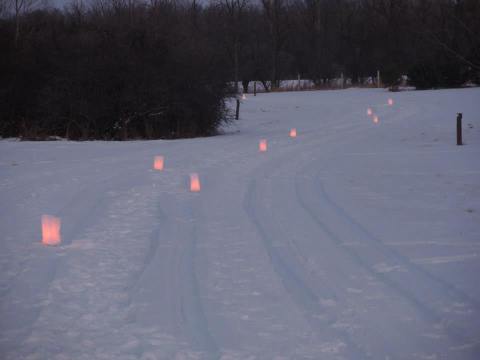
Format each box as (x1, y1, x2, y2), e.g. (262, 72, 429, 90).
(0, 0, 479, 140)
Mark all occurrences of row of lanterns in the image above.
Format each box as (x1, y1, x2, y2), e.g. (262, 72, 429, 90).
(368, 97, 394, 124)
(41, 96, 394, 246)
(41, 128, 296, 245)
(166, 128, 297, 194)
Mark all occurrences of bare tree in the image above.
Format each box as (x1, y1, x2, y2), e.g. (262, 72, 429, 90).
(260, 0, 289, 89)
(215, 0, 249, 92)
(0, 0, 8, 17)
(423, 0, 480, 72)
(13, 0, 40, 46)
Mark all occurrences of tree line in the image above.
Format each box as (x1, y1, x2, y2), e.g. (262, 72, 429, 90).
(0, 0, 479, 140)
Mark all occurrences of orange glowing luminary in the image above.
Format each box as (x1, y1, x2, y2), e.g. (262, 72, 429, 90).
(41, 215, 61, 246)
(367, 108, 373, 116)
(388, 98, 394, 106)
(190, 173, 201, 192)
(373, 115, 379, 124)
(153, 156, 164, 171)
(289, 128, 297, 138)
(259, 139, 268, 152)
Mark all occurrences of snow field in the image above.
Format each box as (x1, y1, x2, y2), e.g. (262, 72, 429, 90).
(1, 88, 480, 359)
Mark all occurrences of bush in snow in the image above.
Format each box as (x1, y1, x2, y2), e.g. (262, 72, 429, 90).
(0, 2, 232, 140)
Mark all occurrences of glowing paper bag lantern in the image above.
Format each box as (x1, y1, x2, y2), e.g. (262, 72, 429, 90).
(388, 98, 394, 106)
(373, 115, 379, 124)
(153, 156, 164, 171)
(289, 128, 297, 138)
(367, 108, 373, 116)
(259, 139, 268, 152)
(190, 173, 201, 192)
(42, 215, 61, 246)
(242, 94, 247, 100)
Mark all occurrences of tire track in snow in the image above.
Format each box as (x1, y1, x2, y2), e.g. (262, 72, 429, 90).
(294, 167, 480, 347)
(313, 172, 480, 312)
(240, 103, 477, 356)
(123, 185, 219, 358)
(237, 106, 368, 347)
(125, 200, 163, 300)
(178, 199, 220, 359)
(241, 132, 403, 356)
(243, 178, 369, 359)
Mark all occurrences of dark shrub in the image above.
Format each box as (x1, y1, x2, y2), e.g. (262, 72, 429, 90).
(0, 5, 232, 140)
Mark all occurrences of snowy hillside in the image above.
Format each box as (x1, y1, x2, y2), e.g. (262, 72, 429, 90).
(1, 88, 479, 359)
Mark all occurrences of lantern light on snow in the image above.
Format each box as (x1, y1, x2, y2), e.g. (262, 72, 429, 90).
(153, 156, 164, 171)
(289, 128, 297, 138)
(42, 215, 61, 246)
(373, 115, 379, 124)
(367, 108, 373, 116)
(190, 173, 201, 192)
(259, 139, 268, 152)
(242, 94, 247, 100)
(388, 98, 394, 106)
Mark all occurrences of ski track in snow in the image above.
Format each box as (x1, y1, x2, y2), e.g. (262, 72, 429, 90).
(1, 88, 480, 359)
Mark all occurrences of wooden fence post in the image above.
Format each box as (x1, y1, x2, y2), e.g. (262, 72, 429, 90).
(235, 99, 240, 120)
(254, 81, 257, 96)
(457, 113, 463, 145)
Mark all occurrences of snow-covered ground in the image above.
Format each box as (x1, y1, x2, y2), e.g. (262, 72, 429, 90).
(1, 88, 479, 359)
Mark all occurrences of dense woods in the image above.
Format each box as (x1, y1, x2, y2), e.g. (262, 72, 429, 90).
(0, 0, 479, 140)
